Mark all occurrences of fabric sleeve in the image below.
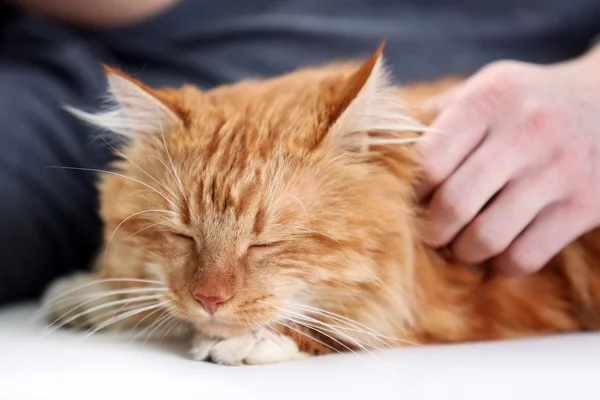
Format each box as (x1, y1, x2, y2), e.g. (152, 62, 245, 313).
(0, 11, 112, 305)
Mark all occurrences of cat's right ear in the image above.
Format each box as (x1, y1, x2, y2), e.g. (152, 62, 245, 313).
(67, 66, 185, 138)
(323, 41, 428, 153)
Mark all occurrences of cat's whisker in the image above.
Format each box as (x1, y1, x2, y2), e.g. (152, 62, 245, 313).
(57, 300, 161, 331)
(283, 301, 388, 338)
(260, 300, 366, 354)
(102, 208, 178, 270)
(283, 301, 389, 342)
(264, 166, 284, 215)
(43, 286, 167, 309)
(154, 106, 188, 205)
(45, 166, 180, 210)
(366, 137, 423, 146)
(45, 295, 164, 333)
(33, 279, 165, 322)
(101, 137, 183, 207)
(124, 223, 162, 241)
(142, 311, 174, 346)
(291, 312, 393, 352)
(84, 301, 160, 327)
(271, 320, 340, 355)
(281, 314, 361, 355)
(271, 224, 344, 248)
(42, 277, 163, 303)
(284, 301, 421, 347)
(152, 155, 183, 195)
(119, 189, 156, 201)
(130, 309, 168, 342)
(127, 305, 167, 338)
(249, 319, 261, 335)
(270, 194, 309, 220)
(278, 308, 378, 349)
(86, 301, 170, 338)
(40, 287, 167, 325)
(158, 319, 182, 343)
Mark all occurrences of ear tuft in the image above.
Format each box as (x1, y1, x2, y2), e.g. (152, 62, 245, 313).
(66, 67, 181, 138)
(326, 41, 431, 152)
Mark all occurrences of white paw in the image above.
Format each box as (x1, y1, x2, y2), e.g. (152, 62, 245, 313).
(190, 329, 305, 365)
(41, 273, 115, 331)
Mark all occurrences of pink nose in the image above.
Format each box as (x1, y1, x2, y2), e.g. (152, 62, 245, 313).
(192, 291, 232, 315)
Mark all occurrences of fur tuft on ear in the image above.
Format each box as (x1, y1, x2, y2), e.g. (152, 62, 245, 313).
(326, 41, 433, 152)
(66, 66, 182, 138)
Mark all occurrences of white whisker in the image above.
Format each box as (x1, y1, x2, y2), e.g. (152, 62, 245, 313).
(103, 209, 177, 270)
(45, 166, 179, 210)
(284, 301, 420, 347)
(86, 301, 169, 337)
(158, 319, 183, 343)
(272, 320, 340, 355)
(66, 301, 160, 330)
(36, 278, 165, 322)
(271, 224, 343, 247)
(45, 295, 163, 333)
(142, 312, 174, 346)
(124, 223, 162, 241)
(43, 288, 167, 326)
(44, 287, 167, 310)
(101, 137, 182, 207)
(282, 315, 358, 354)
(154, 105, 188, 204)
(279, 308, 375, 350)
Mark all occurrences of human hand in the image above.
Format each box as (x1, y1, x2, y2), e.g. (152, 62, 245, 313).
(415, 46, 600, 276)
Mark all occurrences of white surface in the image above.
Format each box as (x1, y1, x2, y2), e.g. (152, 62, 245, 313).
(1, 303, 599, 400)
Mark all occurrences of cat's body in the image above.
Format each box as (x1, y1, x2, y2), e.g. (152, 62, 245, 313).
(43, 45, 600, 364)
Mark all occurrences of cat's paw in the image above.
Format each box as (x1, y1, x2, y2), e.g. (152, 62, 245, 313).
(190, 329, 305, 365)
(41, 272, 116, 330)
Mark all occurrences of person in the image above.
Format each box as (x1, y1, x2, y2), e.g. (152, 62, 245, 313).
(1, 0, 600, 305)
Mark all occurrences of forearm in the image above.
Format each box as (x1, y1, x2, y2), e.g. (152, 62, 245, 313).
(8, 0, 181, 29)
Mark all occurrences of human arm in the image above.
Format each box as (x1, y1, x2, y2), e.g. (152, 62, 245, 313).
(7, 0, 180, 29)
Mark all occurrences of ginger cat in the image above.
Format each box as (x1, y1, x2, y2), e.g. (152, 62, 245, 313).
(43, 43, 600, 365)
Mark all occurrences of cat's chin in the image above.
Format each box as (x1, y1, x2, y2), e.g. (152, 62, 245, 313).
(193, 320, 251, 338)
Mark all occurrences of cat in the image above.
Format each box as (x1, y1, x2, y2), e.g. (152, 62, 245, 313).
(42, 43, 600, 365)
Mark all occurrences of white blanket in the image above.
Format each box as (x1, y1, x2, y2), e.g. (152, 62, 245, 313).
(1, 303, 598, 400)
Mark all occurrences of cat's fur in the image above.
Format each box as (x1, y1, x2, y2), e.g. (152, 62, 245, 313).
(43, 44, 600, 365)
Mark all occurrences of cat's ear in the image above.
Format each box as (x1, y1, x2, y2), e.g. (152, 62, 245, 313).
(67, 66, 184, 138)
(324, 41, 426, 152)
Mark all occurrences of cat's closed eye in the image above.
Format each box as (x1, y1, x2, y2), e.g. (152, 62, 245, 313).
(248, 242, 283, 252)
(166, 232, 195, 256)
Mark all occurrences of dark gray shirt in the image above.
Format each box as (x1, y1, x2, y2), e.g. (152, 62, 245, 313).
(85, 0, 600, 87)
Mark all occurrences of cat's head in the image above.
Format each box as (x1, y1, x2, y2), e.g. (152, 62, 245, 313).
(76, 44, 427, 339)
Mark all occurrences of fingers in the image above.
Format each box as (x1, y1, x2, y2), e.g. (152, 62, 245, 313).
(421, 83, 464, 115)
(451, 168, 559, 264)
(422, 138, 518, 247)
(493, 197, 597, 276)
(415, 63, 521, 201)
(413, 99, 488, 201)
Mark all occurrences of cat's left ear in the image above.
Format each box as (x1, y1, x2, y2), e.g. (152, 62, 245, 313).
(325, 41, 426, 152)
(68, 66, 185, 138)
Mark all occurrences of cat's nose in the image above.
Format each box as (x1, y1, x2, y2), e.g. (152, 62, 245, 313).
(192, 289, 232, 315)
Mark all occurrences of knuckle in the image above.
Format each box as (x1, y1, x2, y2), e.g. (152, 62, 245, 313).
(438, 186, 472, 221)
(419, 163, 447, 190)
(504, 248, 541, 274)
(473, 61, 524, 101)
(563, 194, 594, 216)
(471, 221, 504, 256)
(520, 102, 563, 138)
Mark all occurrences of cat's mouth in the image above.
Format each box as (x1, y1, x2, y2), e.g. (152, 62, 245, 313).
(193, 318, 250, 338)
